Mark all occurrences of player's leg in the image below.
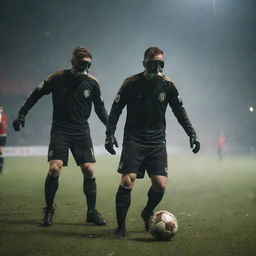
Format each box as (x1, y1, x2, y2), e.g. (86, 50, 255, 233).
(41, 159, 63, 226)
(217, 148, 221, 160)
(41, 130, 69, 226)
(114, 172, 137, 238)
(141, 175, 167, 231)
(45, 160, 63, 208)
(114, 141, 142, 238)
(81, 163, 96, 213)
(70, 131, 106, 225)
(141, 145, 168, 231)
(0, 146, 4, 174)
(220, 147, 223, 160)
(0, 136, 6, 174)
(80, 162, 106, 225)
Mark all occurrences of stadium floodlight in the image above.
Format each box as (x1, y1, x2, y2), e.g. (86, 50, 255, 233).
(249, 107, 254, 112)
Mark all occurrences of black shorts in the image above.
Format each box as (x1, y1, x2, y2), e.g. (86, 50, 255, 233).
(117, 141, 168, 179)
(0, 136, 7, 147)
(48, 129, 95, 166)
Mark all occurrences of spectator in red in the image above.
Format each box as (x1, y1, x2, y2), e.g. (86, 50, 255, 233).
(0, 106, 7, 174)
(217, 132, 226, 160)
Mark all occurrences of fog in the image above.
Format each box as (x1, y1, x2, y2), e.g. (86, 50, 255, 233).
(0, 0, 255, 153)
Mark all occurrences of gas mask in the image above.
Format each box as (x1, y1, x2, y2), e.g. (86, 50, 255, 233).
(74, 59, 91, 74)
(145, 60, 164, 79)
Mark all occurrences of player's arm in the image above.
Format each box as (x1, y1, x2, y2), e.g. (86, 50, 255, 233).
(13, 75, 54, 132)
(168, 83, 200, 153)
(105, 79, 128, 154)
(92, 82, 109, 126)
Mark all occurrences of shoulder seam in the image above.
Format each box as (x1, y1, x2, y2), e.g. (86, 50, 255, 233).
(163, 75, 175, 84)
(87, 73, 99, 83)
(121, 73, 141, 88)
(45, 70, 65, 81)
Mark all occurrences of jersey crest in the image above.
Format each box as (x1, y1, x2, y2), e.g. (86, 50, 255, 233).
(159, 92, 166, 102)
(84, 89, 91, 98)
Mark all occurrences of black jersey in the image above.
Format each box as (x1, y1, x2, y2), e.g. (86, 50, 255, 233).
(106, 72, 196, 145)
(19, 69, 108, 134)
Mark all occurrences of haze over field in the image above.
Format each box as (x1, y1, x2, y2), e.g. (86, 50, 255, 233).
(0, 0, 255, 152)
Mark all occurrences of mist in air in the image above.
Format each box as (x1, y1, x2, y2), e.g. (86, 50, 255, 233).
(0, 0, 255, 153)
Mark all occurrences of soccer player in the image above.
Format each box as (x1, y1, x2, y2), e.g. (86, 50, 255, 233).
(105, 46, 200, 238)
(13, 46, 112, 226)
(0, 106, 7, 174)
(217, 132, 226, 160)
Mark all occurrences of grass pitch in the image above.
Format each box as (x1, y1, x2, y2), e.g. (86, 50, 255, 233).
(0, 154, 256, 256)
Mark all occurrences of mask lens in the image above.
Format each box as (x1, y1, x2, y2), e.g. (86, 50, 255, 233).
(149, 61, 157, 69)
(87, 61, 91, 69)
(147, 60, 164, 72)
(76, 60, 91, 71)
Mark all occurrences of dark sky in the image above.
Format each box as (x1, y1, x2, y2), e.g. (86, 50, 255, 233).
(0, 0, 255, 149)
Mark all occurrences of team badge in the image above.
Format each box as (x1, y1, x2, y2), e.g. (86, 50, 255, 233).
(159, 92, 166, 102)
(84, 89, 91, 98)
(115, 94, 121, 103)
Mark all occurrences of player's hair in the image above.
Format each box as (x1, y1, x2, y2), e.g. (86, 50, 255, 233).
(144, 46, 164, 60)
(71, 46, 92, 65)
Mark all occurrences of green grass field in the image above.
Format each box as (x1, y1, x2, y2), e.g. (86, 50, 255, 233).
(0, 154, 256, 256)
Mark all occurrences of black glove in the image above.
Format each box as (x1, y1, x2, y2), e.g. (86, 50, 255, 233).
(189, 135, 200, 154)
(105, 134, 118, 155)
(13, 113, 25, 131)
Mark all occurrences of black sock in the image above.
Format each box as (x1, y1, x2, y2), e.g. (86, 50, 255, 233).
(44, 174, 59, 208)
(0, 157, 3, 172)
(116, 185, 132, 230)
(144, 186, 165, 213)
(83, 177, 96, 212)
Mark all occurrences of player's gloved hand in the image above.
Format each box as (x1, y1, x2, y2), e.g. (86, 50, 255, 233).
(105, 134, 118, 155)
(13, 113, 25, 131)
(189, 134, 200, 154)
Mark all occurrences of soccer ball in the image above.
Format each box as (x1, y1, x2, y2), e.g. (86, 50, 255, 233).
(149, 210, 178, 241)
